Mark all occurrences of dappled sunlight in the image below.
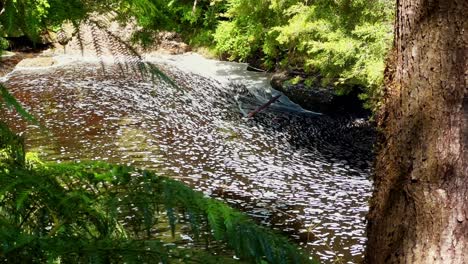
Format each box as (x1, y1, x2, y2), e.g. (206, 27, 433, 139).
(2, 55, 374, 262)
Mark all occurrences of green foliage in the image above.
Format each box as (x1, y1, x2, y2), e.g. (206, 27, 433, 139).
(214, 21, 261, 61)
(0, 0, 394, 108)
(184, 28, 215, 48)
(0, 0, 49, 40)
(0, 124, 25, 168)
(0, 123, 315, 263)
(105, 0, 393, 108)
(0, 37, 9, 50)
(45, 0, 88, 25)
(0, 0, 89, 42)
(112, 0, 226, 47)
(211, 0, 394, 108)
(0, 84, 36, 123)
(213, 0, 280, 61)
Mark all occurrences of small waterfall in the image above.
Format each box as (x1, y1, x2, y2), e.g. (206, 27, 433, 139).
(1, 53, 375, 263)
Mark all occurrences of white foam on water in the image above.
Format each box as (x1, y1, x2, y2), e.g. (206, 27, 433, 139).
(146, 52, 321, 115)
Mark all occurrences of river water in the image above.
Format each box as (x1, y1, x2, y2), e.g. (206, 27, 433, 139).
(1, 53, 374, 263)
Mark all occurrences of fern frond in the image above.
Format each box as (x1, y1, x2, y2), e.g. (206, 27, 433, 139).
(0, 84, 36, 123)
(89, 21, 107, 72)
(73, 20, 86, 56)
(0, 154, 316, 263)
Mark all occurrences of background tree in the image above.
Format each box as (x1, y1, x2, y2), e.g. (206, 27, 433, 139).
(366, 0, 467, 263)
(0, 0, 394, 109)
(213, 0, 394, 108)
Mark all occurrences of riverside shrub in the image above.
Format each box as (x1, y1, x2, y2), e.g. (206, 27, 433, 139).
(213, 0, 394, 109)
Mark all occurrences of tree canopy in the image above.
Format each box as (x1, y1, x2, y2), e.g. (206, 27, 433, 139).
(0, 0, 394, 108)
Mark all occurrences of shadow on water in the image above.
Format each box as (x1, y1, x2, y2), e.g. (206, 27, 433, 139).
(1, 56, 375, 263)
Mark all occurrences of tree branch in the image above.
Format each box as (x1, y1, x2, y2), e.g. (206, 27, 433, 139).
(192, 0, 198, 14)
(247, 95, 281, 118)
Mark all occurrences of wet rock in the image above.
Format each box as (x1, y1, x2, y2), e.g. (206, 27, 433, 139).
(17, 57, 57, 68)
(50, 17, 139, 56)
(1, 51, 15, 58)
(271, 71, 335, 113)
(158, 41, 191, 55)
(55, 26, 74, 47)
(39, 31, 57, 45)
(6, 36, 50, 51)
(156, 31, 191, 55)
(157, 31, 183, 42)
(0, 52, 20, 77)
(47, 19, 191, 56)
(270, 71, 289, 90)
(0, 52, 43, 77)
(270, 71, 369, 116)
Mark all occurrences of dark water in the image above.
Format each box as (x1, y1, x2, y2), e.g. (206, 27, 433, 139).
(1, 54, 375, 263)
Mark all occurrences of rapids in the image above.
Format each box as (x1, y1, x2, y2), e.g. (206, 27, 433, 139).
(1, 53, 375, 263)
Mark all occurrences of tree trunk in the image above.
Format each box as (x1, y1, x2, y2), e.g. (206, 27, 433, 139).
(366, 0, 467, 263)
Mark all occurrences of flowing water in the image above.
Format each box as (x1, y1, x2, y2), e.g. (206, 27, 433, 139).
(1, 53, 375, 263)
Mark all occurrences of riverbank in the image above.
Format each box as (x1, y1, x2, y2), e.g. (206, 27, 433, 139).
(175, 45, 374, 117)
(1, 14, 375, 118)
(179, 46, 376, 118)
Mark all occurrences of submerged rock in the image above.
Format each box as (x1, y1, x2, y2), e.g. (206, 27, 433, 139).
(1, 51, 16, 57)
(1, 52, 47, 76)
(0, 52, 21, 77)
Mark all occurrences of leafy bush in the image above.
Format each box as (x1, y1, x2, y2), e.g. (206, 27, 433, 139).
(113, 0, 226, 47)
(212, 0, 394, 108)
(0, 0, 394, 108)
(0, 0, 89, 42)
(0, 37, 9, 50)
(213, 0, 283, 62)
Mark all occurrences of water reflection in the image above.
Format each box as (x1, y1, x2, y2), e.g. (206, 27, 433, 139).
(1, 55, 374, 263)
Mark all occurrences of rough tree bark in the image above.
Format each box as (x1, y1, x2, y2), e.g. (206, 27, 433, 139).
(366, 0, 467, 263)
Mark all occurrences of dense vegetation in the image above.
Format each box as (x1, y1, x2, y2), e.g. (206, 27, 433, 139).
(115, 0, 395, 108)
(115, 0, 394, 108)
(211, 0, 394, 107)
(0, 0, 394, 108)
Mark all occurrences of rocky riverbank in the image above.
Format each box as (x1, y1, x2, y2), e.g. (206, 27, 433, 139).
(2, 15, 369, 117)
(1, 17, 192, 75)
(0, 52, 49, 77)
(269, 71, 371, 117)
(46, 19, 191, 57)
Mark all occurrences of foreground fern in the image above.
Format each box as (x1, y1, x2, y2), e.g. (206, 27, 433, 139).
(0, 125, 315, 264)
